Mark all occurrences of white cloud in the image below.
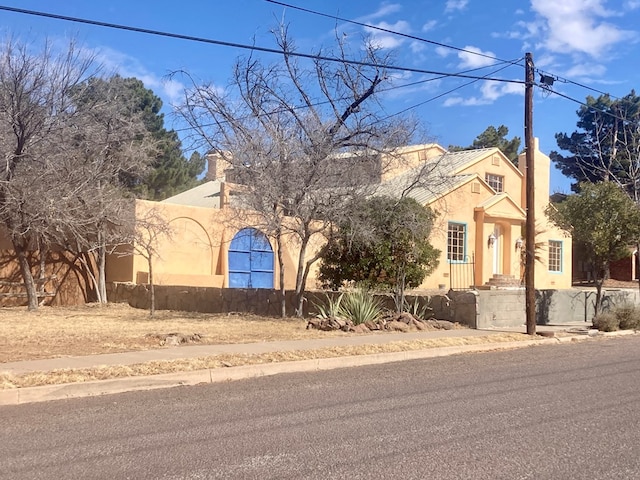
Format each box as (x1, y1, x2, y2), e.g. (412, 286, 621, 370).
(445, 0, 468, 13)
(457, 46, 497, 68)
(422, 20, 437, 32)
(410, 40, 427, 53)
(443, 80, 523, 107)
(435, 46, 452, 57)
(357, 3, 403, 23)
(368, 3, 403, 19)
(365, 20, 411, 49)
(529, 0, 636, 58)
(94, 46, 186, 105)
(563, 62, 607, 79)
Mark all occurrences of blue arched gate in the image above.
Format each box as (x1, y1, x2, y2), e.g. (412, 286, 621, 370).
(228, 228, 274, 288)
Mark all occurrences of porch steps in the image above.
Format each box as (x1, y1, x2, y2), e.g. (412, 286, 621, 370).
(481, 274, 522, 289)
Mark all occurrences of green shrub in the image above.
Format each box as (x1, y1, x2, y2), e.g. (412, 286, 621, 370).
(339, 289, 384, 325)
(593, 312, 619, 332)
(614, 304, 640, 330)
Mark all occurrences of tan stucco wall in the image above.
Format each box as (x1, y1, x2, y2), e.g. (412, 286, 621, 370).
(111, 140, 572, 293)
(113, 200, 321, 291)
(417, 142, 571, 290)
(518, 145, 573, 289)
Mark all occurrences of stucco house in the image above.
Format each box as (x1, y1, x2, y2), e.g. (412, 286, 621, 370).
(106, 139, 572, 292)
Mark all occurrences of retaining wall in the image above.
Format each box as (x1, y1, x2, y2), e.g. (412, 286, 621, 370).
(107, 282, 640, 328)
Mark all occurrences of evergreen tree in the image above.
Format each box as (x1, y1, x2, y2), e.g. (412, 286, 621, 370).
(550, 91, 640, 198)
(547, 182, 640, 314)
(78, 76, 205, 200)
(449, 125, 521, 163)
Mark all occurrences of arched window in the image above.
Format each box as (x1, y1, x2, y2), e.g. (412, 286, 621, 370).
(228, 228, 274, 288)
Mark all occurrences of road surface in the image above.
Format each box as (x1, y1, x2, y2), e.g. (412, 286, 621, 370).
(2, 336, 640, 479)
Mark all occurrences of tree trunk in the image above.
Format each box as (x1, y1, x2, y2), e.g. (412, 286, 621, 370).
(594, 277, 604, 318)
(38, 241, 48, 296)
(14, 241, 38, 311)
(97, 243, 107, 303)
(636, 242, 640, 299)
(294, 240, 309, 318)
(593, 262, 606, 317)
(276, 233, 286, 318)
(148, 253, 155, 317)
(294, 239, 322, 318)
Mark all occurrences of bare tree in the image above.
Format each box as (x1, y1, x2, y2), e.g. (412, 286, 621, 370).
(177, 26, 417, 316)
(0, 37, 97, 310)
(64, 76, 156, 303)
(124, 203, 174, 317)
(0, 38, 156, 310)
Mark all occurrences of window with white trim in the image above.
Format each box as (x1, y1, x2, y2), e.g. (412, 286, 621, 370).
(447, 222, 466, 262)
(548, 240, 562, 272)
(485, 173, 504, 192)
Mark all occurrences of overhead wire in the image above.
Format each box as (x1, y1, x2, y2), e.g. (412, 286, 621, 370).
(382, 59, 523, 122)
(0, 5, 525, 85)
(266, 0, 628, 115)
(172, 57, 520, 133)
(265, 0, 523, 67)
(0, 3, 630, 129)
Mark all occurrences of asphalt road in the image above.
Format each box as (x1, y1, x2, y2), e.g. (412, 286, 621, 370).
(2, 336, 640, 479)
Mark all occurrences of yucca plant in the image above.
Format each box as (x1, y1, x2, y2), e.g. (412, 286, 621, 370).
(339, 289, 383, 325)
(313, 293, 344, 319)
(403, 297, 433, 320)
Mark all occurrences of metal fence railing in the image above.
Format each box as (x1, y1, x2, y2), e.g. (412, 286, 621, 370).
(449, 254, 476, 291)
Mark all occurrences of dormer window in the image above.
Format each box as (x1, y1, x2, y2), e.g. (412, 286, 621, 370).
(485, 173, 504, 192)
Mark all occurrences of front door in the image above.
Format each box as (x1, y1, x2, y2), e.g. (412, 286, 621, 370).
(228, 228, 274, 288)
(492, 226, 502, 275)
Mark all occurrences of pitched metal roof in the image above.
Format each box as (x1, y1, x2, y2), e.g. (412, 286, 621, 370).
(161, 180, 221, 208)
(377, 148, 499, 204)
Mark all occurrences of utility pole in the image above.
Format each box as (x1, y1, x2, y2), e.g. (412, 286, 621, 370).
(524, 52, 536, 335)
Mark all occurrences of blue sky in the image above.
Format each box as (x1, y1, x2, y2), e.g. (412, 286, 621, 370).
(1, 0, 639, 193)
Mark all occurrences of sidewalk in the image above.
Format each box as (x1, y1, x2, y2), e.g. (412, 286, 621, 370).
(0, 323, 603, 406)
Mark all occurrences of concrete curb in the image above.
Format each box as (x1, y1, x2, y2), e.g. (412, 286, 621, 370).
(0, 337, 553, 406)
(1, 330, 635, 406)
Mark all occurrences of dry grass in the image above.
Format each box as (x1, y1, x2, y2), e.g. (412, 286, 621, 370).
(0, 332, 530, 389)
(0, 303, 343, 363)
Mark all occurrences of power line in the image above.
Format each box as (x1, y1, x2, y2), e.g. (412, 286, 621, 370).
(382, 59, 523, 122)
(5, 3, 626, 135)
(0, 4, 525, 85)
(265, 0, 626, 108)
(172, 58, 520, 133)
(535, 68, 619, 99)
(541, 86, 633, 124)
(265, 0, 521, 67)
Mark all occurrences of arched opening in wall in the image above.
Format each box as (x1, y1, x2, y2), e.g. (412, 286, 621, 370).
(228, 228, 274, 288)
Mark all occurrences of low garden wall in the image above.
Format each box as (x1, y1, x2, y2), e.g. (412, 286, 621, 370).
(107, 282, 640, 328)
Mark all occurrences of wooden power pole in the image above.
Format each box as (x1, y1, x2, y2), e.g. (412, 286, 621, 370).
(524, 52, 536, 335)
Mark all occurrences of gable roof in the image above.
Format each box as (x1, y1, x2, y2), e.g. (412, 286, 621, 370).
(475, 192, 526, 220)
(377, 147, 516, 204)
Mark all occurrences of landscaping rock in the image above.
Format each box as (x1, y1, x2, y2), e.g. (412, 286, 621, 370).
(435, 320, 455, 330)
(386, 320, 410, 332)
(351, 323, 370, 333)
(411, 318, 426, 331)
(364, 320, 379, 331)
(146, 332, 204, 346)
(397, 312, 415, 324)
